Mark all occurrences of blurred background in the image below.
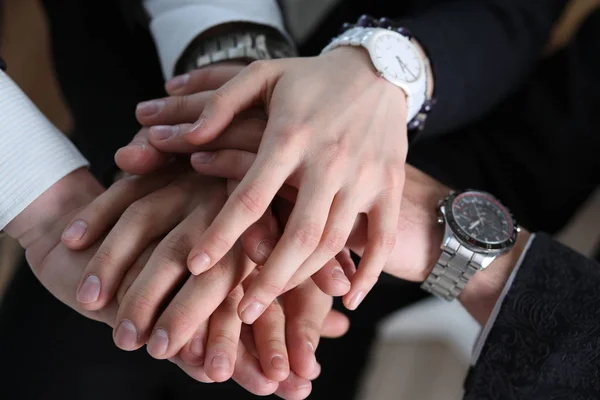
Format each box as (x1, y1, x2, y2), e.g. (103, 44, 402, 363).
(1, 0, 599, 398)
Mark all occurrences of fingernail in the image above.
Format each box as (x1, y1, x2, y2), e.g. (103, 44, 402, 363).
(241, 302, 265, 324)
(349, 291, 365, 310)
(211, 354, 230, 371)
(331, 266, 350, 285)
(191, 152, 216, 164)
(187, 116, 206, 134)
(190, 335, 204, 356)
(256, 240, 274, 258)
(189, 252, 211, 275)
(147, 328, 169, 357)
(136, 99, 165, 117)
(149, 125, 177, 141)
(62, 220, 87, 242)
(115, 320, 138, 350)
(165, 73, 190, 92)
(77, 274, 101, 304)
(271, 355, 287, 371)
(308, 342, 317, 371)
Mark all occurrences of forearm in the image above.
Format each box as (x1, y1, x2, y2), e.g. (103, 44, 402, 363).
(399, 0, 567, 135)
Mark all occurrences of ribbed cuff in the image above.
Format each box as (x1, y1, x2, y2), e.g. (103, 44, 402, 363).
(0, 71, 88, 229)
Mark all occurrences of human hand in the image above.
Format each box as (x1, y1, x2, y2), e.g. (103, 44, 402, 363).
(60, 168, 350, 396)
(182, 151, 441, 281)
(192, 151, 532, 325)
(3, 168, 115, 324)
(142, 47, 408, 323)
(114, 75, 354, 297)
(115, 62, 247, 176)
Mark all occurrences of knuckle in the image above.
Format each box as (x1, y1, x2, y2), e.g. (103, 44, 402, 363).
(373, 231, 397, 253)
(356, 164, 377, 183)
(157, 233, 193, 264)
(321, 227, 348, 254)
(292, 317, 320, 339)
(209, 88, 228, 110)
(265, 338, 286, 352)
(91, 249, 115, 268)
(321, 140, 349, 169)
(278, 121, 311, 143)
(235, 185, 266, 216)
(257, 279, 286, 298)
(174, 94, 189, 113)
(247, 59, 269, 75)
(223, 287, 244, 308)
(122, 199, 154, 223)
(291, 221, 323, 250)
(211, 329, 238, 348)
(165, 300, 194, 333)
(206, 231, 234, 256)
(261, 301, 284, 319)
(359, 270, 382, 289)
(383, 165, 405, 189)
(122, 288, 154, 318)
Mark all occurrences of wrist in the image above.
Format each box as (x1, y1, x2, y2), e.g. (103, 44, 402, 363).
(4, 168, 103, 248)
(459, 230, 531, 325)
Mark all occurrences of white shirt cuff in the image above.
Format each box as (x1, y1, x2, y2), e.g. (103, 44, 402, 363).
(0, 71, 89, 230)
(470, 233, 537, 364)
(143, 0, 293, 79)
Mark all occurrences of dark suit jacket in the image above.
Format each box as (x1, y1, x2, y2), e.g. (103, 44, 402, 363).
(459, 12, 600, 395)
(464, 233, 600, 399)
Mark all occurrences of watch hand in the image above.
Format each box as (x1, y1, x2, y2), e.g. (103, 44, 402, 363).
(396, 56, 417, 80)
(468, 220, 481, 230)
(472, 204, 483, 220)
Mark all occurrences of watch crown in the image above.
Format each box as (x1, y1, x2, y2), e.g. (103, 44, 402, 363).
(437, 215, 445, 225)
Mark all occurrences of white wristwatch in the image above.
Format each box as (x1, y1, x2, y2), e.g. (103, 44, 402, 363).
(321, 27, 429, 123)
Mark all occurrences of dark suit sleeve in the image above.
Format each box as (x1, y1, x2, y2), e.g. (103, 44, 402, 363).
(464, 233, 600, 399)
(398, 0, 568, 136)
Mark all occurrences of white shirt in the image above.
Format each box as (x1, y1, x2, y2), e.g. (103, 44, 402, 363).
(144, 0, 291, 79)
(0, 70, 88, 229)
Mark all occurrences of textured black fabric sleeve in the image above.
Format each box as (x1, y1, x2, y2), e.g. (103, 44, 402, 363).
(464, 233, 600, 399)
(398, 0, 568, 136)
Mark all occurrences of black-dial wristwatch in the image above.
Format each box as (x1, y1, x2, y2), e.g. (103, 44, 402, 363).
(421, 190, 520, 301)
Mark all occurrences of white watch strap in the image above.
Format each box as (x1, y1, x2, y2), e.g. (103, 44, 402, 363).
(321, 27, 424, 122)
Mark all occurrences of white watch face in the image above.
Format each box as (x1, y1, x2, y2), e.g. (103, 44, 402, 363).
(372, 33, 422, 83)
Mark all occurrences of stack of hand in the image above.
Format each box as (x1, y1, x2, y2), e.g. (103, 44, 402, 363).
(5, 50, 526, 399)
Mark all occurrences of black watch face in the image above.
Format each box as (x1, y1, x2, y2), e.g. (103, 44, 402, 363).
(447, 191, 516, 250)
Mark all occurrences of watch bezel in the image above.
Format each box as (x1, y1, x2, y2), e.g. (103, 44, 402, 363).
(442, 190, 518, 253)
